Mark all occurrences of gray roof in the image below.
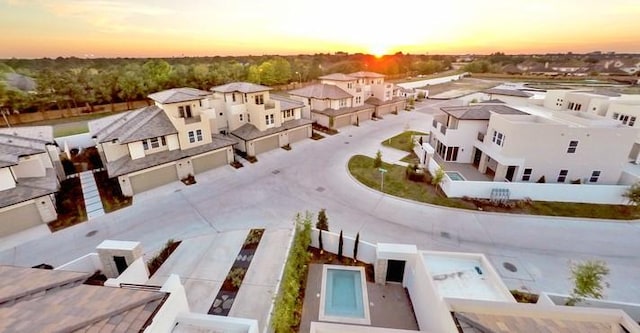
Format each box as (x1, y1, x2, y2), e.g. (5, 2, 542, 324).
(311, 104, 374, 117)
(348, 71, 385, 78)
(364, 96, 406, 106)
(0, 168, 58, 209)
(105, 134, 237, 177)
(0, 127, 53, 168)
(0, 265, 165, 332)
(270, 94, 305, 111)
(483, 88, 533, 98)
(318, 73, 356, 81)
(289, 84, 352, 100)
(211, 82, 271, 94)
(91, 106, 178, 144)
(477, 99, 506, 104)
(231, 119, 313, 141)
(440, 105, 526, 120)
(148, 87, 211, 104)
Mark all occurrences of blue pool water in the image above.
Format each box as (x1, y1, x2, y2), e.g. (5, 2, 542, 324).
(446, 171, 465, 181)
(324, 268, 365, 318)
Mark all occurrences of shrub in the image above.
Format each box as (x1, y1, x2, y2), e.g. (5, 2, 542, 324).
(353, 232, 360, 262)
(316, 209, 329, 231)
(431, 167, 445, 186)
(228, 267, 247, 288)
(566, 260, 609, 306)
(373, 150, 382, 168)
(61, 158, 76, 175)
(537, 175, 546, 183)
(338, 230, 344, 260)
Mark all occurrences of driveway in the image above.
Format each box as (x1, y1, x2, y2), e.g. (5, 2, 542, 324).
(1, 101, 640, 303)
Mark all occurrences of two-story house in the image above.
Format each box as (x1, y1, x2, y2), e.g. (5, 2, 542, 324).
(90, 88, 237, 196)
(210, 82, 313, 156)
(0, 126, 60, 237)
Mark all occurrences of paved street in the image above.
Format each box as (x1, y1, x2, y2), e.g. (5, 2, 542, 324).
(1, 99, 640, 303)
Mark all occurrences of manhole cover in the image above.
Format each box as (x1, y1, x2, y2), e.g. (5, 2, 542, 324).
(316, 186, 325, 192)
(440, 231, 450, 239)
(174, 189, 182, 193)
(349, 135, 352, 137)
(272, 170, 280, 174)
(503, 262, 518, 272)
(85, 230, 98, 237)
(344, 141, 349, 144)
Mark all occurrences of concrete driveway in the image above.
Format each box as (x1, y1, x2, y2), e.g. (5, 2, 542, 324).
(1, 99, 640, 303)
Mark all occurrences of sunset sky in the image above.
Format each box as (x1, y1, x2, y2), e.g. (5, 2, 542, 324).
(1, 0, 639, 58)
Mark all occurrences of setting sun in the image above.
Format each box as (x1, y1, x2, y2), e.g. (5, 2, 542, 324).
(370, 45, 388, 58)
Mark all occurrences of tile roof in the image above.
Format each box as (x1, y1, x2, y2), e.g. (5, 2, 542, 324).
(440, 105, 526, 120)
(364, 96, 406, 106)
(0, 168, 58, 208)
(455, 311, 619, 333)
(311, 104, 374, 117)
(148, 87, 211, 104)
(105, 134, 237, 177)
(91, 106, 178, 144)
(0, 127, 53, 168)
(231, 118, 313, 141)
(483, 88, 533, 98)
(288, 84, 352, 100)
(318, 73, 356, 81)
(0, 265, 165, 333)
(211, 82, 271, 94)
(270, 94, 305, 111)
(348, 71, 385, 78)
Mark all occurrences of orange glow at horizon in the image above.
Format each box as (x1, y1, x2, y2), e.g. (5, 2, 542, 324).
(0, 0, 639, 58)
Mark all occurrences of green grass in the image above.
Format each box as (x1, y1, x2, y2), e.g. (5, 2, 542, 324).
(401, 152, 421, 164)
(348, 155, 640, 220)
(382, 131, 428, 152)
(18, 110, 127, 137)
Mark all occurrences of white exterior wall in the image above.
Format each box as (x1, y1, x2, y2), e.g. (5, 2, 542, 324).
(144, 274, 191, 333)
(35, 194, 57, 223)
(371, 82, 393, 101)
(104, 257, 149, 287)
(431, 119, 488, 163)
(55, 253, 102, 273)
(167, 134, 180, 151)
(12, 155, 46, 178)
(484, 114, 635, 184)
(128, 142, 145, 160)
(396, 73, 466, 90)
(102, 142, 129, 162)
(543, 90, 568, 110)
(0, 167, 16, 191)
(309, 229, 377, 264)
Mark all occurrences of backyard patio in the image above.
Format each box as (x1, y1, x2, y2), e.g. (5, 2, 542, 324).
(433, 155, 493, 182)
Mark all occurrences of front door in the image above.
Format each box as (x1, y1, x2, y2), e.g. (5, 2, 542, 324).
(473, 149, 482, 167)
(113, 256, 128, 275)
(386, 260, 406, 283)
(505, 166, 516, 182)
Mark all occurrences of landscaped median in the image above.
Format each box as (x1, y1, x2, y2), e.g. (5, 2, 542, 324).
(348, 155, 640, 220)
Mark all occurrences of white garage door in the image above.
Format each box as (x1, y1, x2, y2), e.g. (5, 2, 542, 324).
(0, 202, 42, 237)
(288, 126, 309, 143)
(130, 164, 178, 194)
(254, 135, 279, 155)
(334, 115, 351, 128)
(193, 150, 228, 174)
(357, 110, 373, 122)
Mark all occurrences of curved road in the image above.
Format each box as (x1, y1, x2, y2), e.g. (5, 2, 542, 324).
(2, 100, 639, 301)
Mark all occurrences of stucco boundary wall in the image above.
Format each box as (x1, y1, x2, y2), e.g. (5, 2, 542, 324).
(310, 229, 377, 264)
(427, 157, 631, 205)
(395, 73, 469, 90)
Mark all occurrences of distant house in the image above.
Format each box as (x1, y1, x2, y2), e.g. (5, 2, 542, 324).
(90, 88, 237, 196)
(288, 71, 406, 129)
(0, 126, 60, 237)
(595, 58, 640, 76)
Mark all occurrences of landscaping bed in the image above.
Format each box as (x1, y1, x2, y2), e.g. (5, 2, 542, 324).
(382, 131, 428, 152)
(230, 160, 244, 169)
(312, 123, 338, 135)
(348, 155, 640, 220)
(94, 170, 132, 213)
(147, 239, 182, 276)
(235, 149, 258, 163)
(48, 178, 88, 232)
(311, 131, 325, 140)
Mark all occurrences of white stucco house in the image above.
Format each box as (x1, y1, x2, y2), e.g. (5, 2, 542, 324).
(0, 126, 61, 237)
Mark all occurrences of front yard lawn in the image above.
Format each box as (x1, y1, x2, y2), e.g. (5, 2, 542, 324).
(382, 131, 428, 152)
(348, 155, 640, 220)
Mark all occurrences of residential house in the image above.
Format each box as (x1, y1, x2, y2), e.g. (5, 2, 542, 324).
(289, 71, 406, 129)
(482, 88, 534, 106)
(595, 58, 640, 76)
(210, 82, 313, 156)
(90, 88, 237, 196)
(0, 126, 60, 237)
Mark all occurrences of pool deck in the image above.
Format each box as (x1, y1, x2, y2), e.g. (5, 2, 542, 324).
(300, 263, 419, 332)
(434, 155, 493, 181)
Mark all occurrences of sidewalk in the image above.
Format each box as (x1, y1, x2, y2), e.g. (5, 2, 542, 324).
(79, 171, 105, 219)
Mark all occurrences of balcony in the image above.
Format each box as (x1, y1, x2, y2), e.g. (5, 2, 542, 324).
(477, 132, 485, 142)
(440, 125, 447, 135)
(184, 115, 201, 125)
(265, 101, 276, 110)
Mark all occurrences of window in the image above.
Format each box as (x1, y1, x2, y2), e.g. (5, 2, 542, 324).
(188, 130, 203, 143)
(150, 137, 159, 148)
(622, 115, 629, 125)
(612, 112, 620, 119)
(178, 105, 192, 118)
(239, 114, 243, 121)
(630, 117, 636, 127)
(244, 94, 247, 103)
(347, 83, 353, 89)
(270, 114, 274, 124)
(143, 137, 166, 150)
(522, 168, 532, 181)
(492, 130, 505, 147)
(339, 99, 347, 107)
(142, 140, 149, 150)
(232, 93, 236, 102)
(355, 96, 361, 104)
(265, 114, 274, 125)
(255, 94, 264, 105)
(247, 114, 251, 122)
(161, 137, 166, 146)
(589, 170, 601, 183)
(567, 140, 578, 153)
(557, 169, 568, 183)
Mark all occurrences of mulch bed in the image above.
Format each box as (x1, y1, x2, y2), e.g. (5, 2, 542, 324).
(147, 240, 182, 276)
(230, 161, 244, 169)
(48, 177, 87, 232)
(312, 123, 338, 135)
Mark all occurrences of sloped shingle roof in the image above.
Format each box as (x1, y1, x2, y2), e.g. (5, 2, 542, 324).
(211, 82, 271, 94)
(483, 88, 533, 98)
(289, 84, 352, 100)
(148, 87, 211, 104)
(231, 119, 312, 141)
(318, 73, 356, 81)
(270, 94, 304, 111)
(0, 127, 52, 168)
(91, 106, 177, 144)
(348, 71, 385, 78)
(440, 105, 526, 120)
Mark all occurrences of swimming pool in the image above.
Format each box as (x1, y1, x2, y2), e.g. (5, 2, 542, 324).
(319, 265, 371, 325)
(446, 171, 466, 181)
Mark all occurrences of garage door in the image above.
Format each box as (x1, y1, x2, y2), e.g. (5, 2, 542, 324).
(130, 164, 178, 194)
(334, 115, 351, 128)
(0, 202, 42, 237)
(288, 126, 309, 143)
(377, 105, 392, 116)
(357, 110, 373, 122)
(193, 150, 228, 174)
(253, 135, 279, 155)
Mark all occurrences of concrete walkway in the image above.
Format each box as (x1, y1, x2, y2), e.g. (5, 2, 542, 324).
(79, 171, 105, 219)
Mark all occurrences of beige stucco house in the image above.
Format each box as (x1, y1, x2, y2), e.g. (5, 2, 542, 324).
(0, 126, 60, 237)
(90, 88, 237, 196)
(288, 71, 406, 130)
(210, 82, 313, 156)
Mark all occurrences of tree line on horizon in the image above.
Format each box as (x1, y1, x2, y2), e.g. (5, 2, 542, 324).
(0, 53, 452, 114)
